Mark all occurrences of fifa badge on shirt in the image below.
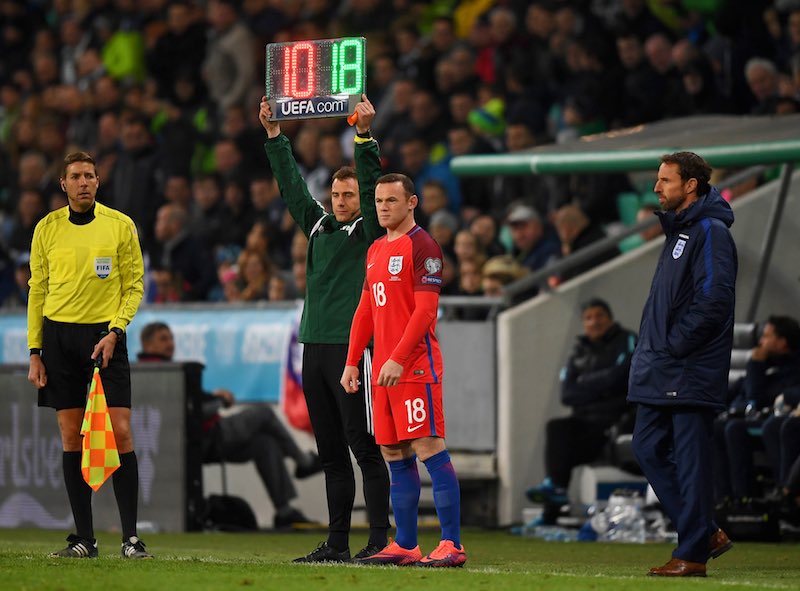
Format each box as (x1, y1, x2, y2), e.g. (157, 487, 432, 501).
(388, 256, 403, 275)
(672, 238, 686, 260)
(94, 257, 112, 279)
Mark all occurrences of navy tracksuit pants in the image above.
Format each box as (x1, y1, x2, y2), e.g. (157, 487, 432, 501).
(633, 404, 718, 563)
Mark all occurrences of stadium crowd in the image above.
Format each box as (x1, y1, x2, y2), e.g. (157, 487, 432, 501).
(1, 0, 800, 308)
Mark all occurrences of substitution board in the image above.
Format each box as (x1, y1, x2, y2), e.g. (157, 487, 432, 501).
(265, 37, 366, 121)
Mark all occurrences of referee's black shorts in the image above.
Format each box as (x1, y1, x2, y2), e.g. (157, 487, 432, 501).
(38, 318, 132, 410)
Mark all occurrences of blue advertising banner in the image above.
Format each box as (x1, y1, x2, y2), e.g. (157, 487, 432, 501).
(0, 305, 301, 402)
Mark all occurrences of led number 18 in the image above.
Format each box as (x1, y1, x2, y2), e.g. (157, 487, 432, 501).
(331, 39, 363, 94)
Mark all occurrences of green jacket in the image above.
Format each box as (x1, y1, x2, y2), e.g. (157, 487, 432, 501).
(264, 134, 383, 344)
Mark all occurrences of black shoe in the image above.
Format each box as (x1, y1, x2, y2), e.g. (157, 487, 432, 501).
(295, 453, 323, 479)
(274, 508, 314, 529)
(121, 536, 154, 559)
(352, 543, 384, 561)
(293, 541, 350, 563)
(49, 534, 98, 558)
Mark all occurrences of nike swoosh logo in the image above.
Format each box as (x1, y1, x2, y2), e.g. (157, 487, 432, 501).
(367, 263, 375, 269)
(407, 424, 424, 433)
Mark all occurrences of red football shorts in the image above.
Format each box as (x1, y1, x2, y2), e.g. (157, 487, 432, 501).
(372, 382, 445, 445)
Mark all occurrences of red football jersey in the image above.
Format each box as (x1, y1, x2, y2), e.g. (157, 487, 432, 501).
(364, 225, 444, 383)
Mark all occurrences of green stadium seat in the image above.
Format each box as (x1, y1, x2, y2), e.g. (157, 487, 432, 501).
(618, 234, 644, 253)
(616, 192, 640, 226)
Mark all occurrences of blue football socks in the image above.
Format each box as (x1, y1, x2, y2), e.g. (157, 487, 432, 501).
(424, 449, 462, 548)
(388, 455, 421, 550)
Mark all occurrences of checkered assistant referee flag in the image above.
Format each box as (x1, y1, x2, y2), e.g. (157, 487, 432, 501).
(80, 365, 120, 491)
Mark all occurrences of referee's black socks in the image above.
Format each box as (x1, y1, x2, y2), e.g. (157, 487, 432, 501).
(113, 451, 139, 541)
(63, 451, 94, 541)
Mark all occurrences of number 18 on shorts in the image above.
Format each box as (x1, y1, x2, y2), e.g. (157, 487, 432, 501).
(372, 382, 446, 445)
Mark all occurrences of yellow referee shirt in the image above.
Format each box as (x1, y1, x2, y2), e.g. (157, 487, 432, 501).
(27, 202, 145, 349)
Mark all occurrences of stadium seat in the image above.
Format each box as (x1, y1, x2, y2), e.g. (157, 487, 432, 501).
(729, 323, 758, 385)
(616, 192, 641, 225)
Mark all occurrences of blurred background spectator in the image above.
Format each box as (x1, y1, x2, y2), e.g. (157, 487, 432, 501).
(0, 0, 798, 309)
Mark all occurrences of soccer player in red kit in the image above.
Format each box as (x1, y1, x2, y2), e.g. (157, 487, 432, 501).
(341, 173, 466, 567)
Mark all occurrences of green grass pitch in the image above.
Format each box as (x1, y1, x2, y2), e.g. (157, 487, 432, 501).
(0, 529, 797, 591)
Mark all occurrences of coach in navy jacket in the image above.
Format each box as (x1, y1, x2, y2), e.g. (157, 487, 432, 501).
(629, 152, 737, 577)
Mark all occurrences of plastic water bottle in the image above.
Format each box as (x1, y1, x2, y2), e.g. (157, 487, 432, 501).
(533, 525, 579, 542)
(628, 511, 646, 544)
(599, 489, 646, 544)
(519, 520, 537, 537)
(590, 508, 609, 535)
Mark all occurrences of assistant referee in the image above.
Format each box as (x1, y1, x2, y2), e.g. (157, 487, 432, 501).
(27, 152, 151, 559)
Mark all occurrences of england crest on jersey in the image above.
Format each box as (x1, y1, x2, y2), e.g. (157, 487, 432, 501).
(94, 256, 112, 279)
(672, 238, 686, 259)
(388, 256, 403, 275)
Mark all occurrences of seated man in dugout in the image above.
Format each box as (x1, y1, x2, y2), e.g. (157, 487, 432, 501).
(137, 321, 322, 529)
(714, 315, 800, 508)
(525, 299, 637, 526)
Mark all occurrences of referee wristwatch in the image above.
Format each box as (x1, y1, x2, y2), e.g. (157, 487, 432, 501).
(110, 327, 124, 338)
